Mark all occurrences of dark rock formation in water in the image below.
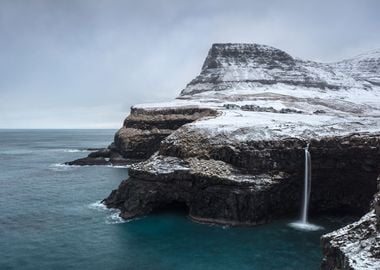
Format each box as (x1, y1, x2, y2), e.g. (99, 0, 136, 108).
(65, 145, 134, 166)
(70, 43, 380, 268)
(104, 154, 295, 225)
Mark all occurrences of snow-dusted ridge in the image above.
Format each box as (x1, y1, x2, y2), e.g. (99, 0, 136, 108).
(133, 43, 380, 141)
(332, 49, 380, 85)
(180, 43, 378, 96)
(321, 210, 380, 270)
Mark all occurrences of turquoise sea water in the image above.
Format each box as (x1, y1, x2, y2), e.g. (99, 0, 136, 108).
(0, 130, 354, 270)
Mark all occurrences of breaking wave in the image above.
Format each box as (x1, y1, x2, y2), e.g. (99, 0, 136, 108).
(51, 148, 92, 153)
(88, 201, 128, 225)
(48, 163, 80, 171)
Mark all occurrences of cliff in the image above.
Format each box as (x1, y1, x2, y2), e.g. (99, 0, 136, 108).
(321, 180, 380, 270)
(69, 43, 380, 269)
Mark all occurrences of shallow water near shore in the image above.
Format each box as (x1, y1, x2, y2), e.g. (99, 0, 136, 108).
(0, 130, 355, 270)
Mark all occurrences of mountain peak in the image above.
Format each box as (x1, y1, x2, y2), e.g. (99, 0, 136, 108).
(202, 43, 295, 70)
(180, 43, 379, 96)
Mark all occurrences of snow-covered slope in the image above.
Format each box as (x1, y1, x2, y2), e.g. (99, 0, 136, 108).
(332, 49, 380, 86)
(134, 43, 380, 141)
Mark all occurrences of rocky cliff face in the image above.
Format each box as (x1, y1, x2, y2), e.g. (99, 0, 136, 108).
(321, 177, 380, 270)
(66, 105, 217, 165)
(104, 133, 380, 225)
(69, 43, 380, 269)
(376, 185, 380, 229)
(114, 106, 217, 159)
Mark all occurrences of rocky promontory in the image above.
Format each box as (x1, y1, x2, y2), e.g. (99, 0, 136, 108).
(66, 105, 217, 166)
(70, 43, 380, 269)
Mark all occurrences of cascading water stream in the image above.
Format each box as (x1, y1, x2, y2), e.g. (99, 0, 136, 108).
(302, 143, 312, 223)
(289, 143, 322, 231)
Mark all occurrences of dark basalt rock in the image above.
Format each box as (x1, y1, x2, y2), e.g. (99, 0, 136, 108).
(375, 186, 380, 229)
(321, 211, 380, 270)
(113, 107, 217, 159)
(321, 177, 380, 270)
(104, 133, 380, 226)
(201, 43, 296, 71)
(104, 155, 299, 225)
(237, 104, 303, 114)
(65, 147, 137, 166)
(65, 106, 217, 165)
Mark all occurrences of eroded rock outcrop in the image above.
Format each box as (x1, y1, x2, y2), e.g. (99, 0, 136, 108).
(321, 177, 380, 270)
(65, 144, 135, 166)
(114, 106, 217, 159)
(66, 106, 217, 165)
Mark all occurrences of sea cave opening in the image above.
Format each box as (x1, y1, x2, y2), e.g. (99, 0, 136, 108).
(152, 200, 190, 216)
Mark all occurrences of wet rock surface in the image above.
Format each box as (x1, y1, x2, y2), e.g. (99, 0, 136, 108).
(65, 147, 137, 166)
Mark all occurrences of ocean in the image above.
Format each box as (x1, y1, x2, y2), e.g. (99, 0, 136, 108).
(0, 129, 353, 270)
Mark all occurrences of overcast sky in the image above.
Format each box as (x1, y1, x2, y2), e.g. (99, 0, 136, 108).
(0, 0, 379, 128)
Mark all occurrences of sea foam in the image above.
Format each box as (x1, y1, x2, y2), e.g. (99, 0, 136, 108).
(288, 221, 324, 231)
(48, 163, 80, 171)
(88, 201, 128, 225)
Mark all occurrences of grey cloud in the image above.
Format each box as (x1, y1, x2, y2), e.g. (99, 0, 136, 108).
(0, 0, 379, 128)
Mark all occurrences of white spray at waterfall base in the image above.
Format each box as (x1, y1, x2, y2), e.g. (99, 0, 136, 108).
(289, 144, 323, 231)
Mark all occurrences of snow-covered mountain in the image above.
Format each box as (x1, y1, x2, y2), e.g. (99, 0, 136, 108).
(133, 43, 380, 141)
(180, 43, 379, 96)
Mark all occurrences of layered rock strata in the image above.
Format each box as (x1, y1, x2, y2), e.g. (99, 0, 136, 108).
(114, 106, 218, 159)
(104, 134, 380, 225)
(104, 153, 295, 225)
(66, 106, 217, 165)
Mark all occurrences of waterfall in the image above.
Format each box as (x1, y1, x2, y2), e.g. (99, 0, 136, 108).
(289, 143, 322, 231)
(301, 143, 311, 224)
